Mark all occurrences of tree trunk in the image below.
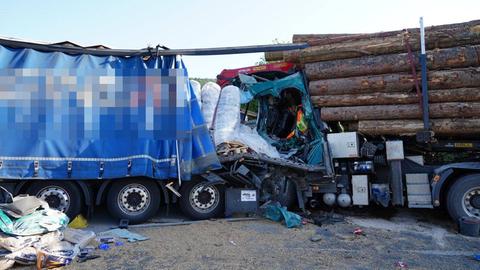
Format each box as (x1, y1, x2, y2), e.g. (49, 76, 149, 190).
(264, 51, 284, 62)
(309, 67, 480, 95)
(266, 20, 480, 63)
(305, 45, 480, 80)
(312, 88, 480, 107)
(320, 102, 480, 121)
(265, 34, 358, 61)
(293, 20, 480, 45)
(293, 33, 360, 44)
(357, 118, 480, 136)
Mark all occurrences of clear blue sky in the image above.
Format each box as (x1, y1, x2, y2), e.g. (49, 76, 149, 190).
(0, 0, 479, 78)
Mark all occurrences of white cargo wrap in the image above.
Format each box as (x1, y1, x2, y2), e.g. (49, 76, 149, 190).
(189, 80, 202, 109)
(201, 82, 221, 129)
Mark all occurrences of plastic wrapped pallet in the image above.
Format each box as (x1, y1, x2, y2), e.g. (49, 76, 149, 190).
(214, 85, 240, 145)
(190, 80, 202, 109)
(201, 82, 221, 129)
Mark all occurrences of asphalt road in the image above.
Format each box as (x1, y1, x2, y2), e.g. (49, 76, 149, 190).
(56, 207, 480, 270)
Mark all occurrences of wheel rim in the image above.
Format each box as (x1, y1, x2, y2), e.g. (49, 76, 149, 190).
(189, 183, 219, 214)
(37, 186, 70, 213)
(117, 183, 151, 215)
(462, 187, 480, 218)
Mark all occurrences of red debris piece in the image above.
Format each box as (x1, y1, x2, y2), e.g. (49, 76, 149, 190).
(394, 261, 408, 269)
(353, 227, 364, 235)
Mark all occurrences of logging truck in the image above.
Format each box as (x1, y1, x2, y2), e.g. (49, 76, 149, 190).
(215, 61, 480, 223)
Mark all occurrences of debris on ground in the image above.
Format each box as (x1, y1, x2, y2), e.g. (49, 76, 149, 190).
(77, 254, 100, 263)
(310, 211, 345, 226)
(474, 254, 480, 261)
(217, 142, 249, 156)
(394, 261, 409, 269)
(264, 202, 302, 228)
(63, 228, 95, 248)
(68, 215, 89, 229)
(0, 207, 68, 236)
(0, 194, 49, 218)
(97, 243, 110, 251)
(0, 194, 104, 269)
(309, 234, 322, 242)
(35, 241, 79, 268)
(353, 227, 365, 236)
(98, 228, 148, 243)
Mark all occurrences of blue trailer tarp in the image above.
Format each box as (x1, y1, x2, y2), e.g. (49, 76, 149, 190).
(0, 44, 220, 180)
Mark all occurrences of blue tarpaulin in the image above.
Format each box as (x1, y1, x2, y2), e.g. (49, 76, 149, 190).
(0, 44, 220, 180)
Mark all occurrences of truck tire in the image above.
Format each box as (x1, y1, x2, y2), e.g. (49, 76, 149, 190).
(179, 180, 224, 220)
(446, 174, 480, 221)
(26, 181, 82, 219)
(107, 179, 160, 224)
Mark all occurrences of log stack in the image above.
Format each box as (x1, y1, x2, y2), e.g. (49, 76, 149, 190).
(265, 20, 480, 136)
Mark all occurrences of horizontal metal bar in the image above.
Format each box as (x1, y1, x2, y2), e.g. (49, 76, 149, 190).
(157, 43, 308, 56)
(0, 38, 143, 57)
(0, 37, 307, 57)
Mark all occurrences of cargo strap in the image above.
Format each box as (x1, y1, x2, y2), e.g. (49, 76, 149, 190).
(403, 31, 423, 112)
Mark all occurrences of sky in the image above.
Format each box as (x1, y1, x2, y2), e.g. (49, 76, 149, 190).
(0, 0, 479, 78)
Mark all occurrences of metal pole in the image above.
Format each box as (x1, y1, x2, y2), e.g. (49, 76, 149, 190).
(0, 38, 309, 57)
(419, 17, 430, 131)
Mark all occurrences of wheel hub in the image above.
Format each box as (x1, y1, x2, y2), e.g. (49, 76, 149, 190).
(44, 195, 61, 208)
(198, 191, 213, 205)
(470, 194, 480, 209)
(190, 184, 219, 213)
(118, 184, 150, 215)
(463, 188, 480, 217)
(37, 186, 70, 213)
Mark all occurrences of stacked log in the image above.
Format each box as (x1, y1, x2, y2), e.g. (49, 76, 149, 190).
(265, 20, 480, 63)
(266, 19, 480, 137)
(309, 68, 480, 95)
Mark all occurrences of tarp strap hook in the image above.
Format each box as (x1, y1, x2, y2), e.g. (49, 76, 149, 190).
(33, 160, 39, 177)
(98, 161, 105, 179)
(0, 160, 3, 170)
(126, 159, 132, 177)
(67, 161, 72, 178)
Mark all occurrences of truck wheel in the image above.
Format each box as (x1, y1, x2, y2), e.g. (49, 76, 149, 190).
(447, 174, 480, 221)
(107, 179, 160, 224)
(26, 181, 82, 219)
(179, 180, 224, 220)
